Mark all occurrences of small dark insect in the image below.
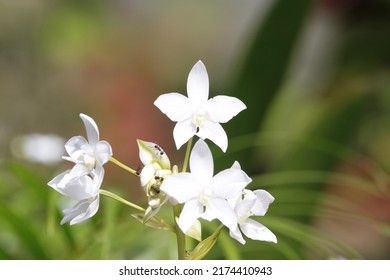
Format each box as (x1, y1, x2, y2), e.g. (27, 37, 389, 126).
(150, 185, 160, 195)
(135, 163, 144, 176)
(154, 144, 165, 156)
(154, 175, 164, 183)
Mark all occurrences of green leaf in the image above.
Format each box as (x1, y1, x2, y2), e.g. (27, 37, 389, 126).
(188, 225, 223, 260)
(5, 161, 49, 203)
(221, 0, 313, 171)
(0, 203, 47, 259)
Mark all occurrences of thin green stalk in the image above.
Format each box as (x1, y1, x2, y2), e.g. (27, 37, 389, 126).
(171, 137, 194, 259)
(109, 157, 139, 176)
(173, 205, 186, 260)
(181, 137, 193, 172)
(99, 189, 145, 212)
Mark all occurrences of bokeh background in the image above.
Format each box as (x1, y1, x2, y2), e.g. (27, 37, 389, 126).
(1, 0, 390, 259)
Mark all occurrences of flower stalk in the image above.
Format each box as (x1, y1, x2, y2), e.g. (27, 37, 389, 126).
(99, 189, 145, 212)
(109, 157, 139, 176)
(173, 205, 186, 260)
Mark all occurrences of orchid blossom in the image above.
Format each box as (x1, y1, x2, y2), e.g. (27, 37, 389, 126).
(228, 187, 277, 244)
(160, 139, 252, 233)
(48, 113, 112, 224)
(63, 113, 112, 177)
(154, 60, 246, 152)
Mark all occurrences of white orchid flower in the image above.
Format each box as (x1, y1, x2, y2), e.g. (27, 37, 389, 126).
(160, 139, 252, 234)
(154, 60, 246, 152)
(137, 140, 173, 220)
(63, 113, 112, 177)
(228, 186, 277, 244)
(48, 165, 104, 225)
(48, 113, 111, 225)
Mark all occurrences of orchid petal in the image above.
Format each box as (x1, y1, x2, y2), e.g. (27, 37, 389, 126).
(160, 173, 202, 203)
(186, 60, 209, 106)
(229, 226, 246, 245)
(206, 95, 246, 123)
(95, 141, 113, 165)
(154, 93, 192, 122)
(197, 121, 228, 152)
(204, 198, 237, 231)
(235, 191, 257, 219)
(240, 218, 277, 243)
(137, 140, 170, 169)
(61, 175, 95, 200)
(252, 190, 275, 216)
(173, 119, 196, 150)
(61, 196, 100, 225)
(231, 161, 241, 169)
(140, 164, 155, 187)
(210, 168, 252, 199)
(69, 163, 90, 177)
(80, 113, 99, 146)
(178, 199, 203, 233)
(64, 136, 90, 161)
(91, 165, 104, 194)
(48, 169, 71, 196)
(189, 139, 213, 183)
(181, 219, 202, 241)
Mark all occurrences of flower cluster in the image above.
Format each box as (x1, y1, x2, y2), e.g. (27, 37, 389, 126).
(48, 60, 276, 256)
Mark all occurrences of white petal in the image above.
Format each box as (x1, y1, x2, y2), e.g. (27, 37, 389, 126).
(48, 169, 71, 196)
(61, 196, 100, 225)
(154, 93, 192, 122)
(64, 136, 90, 161)
(91, 165, 105, 194)
(95, 140, 112, 165)
(80, 113, 100, 145)
(189, 139, 213, 184)
(160, 173, 202, 203)
(197, 121, 228, 152)
(231, 161, 241, 169)
(229, 226, 246, 245)
(186, 60, 209, 106)
(179, 218, 202, 241)
(173, 119, 196, 150)
(241, 218, 277, 243)
(140, 164, 155, 187)
(204, 198, 237, 231)
(137, 140, 170, 169)
(61, 175, 95, 200)
(69, 163, 90, 177)
(178, 199, 204, 233)
(206, 95, 246, 123)
(210, 168, 252, 199)
(252, 190, 275, 216)
(235, 191, 257, 219)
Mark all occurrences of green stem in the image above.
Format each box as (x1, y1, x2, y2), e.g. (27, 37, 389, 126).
(171, 137, 194, 259)
(182, 137, 193, 172)
(99, 189, 145, 212)
(173, 205, 186, 260)
(109, 157, 139, 176)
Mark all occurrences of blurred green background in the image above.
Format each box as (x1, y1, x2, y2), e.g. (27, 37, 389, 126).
(1, 0, 390, 259)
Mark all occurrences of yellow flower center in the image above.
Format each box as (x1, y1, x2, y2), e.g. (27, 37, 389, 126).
(199, 188, 213, 206)
(192, 111, 209, 128)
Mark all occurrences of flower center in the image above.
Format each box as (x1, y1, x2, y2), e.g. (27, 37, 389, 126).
(199, 188, 213, 206)
(191, 110, 209, 128)
(79, 153, 96, 170)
